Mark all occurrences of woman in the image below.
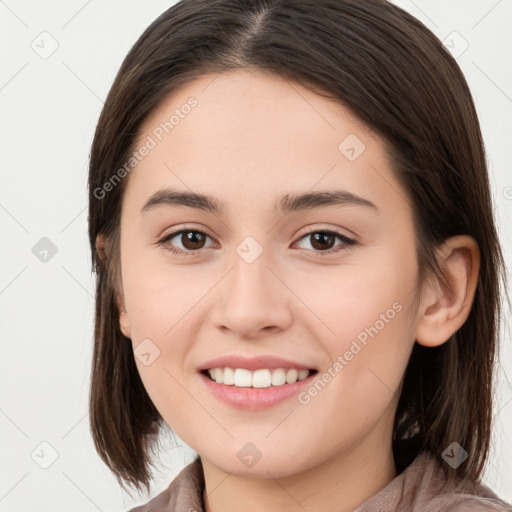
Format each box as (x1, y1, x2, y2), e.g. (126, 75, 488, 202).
(87, 1, 511, 510)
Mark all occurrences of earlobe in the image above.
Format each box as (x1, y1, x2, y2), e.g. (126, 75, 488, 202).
(119, 310, 131, 338)
(415, 235, 480, 348)
(116, 293, 131, 338)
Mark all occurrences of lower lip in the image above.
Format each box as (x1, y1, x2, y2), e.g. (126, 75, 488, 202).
(199, 371, 317, 410)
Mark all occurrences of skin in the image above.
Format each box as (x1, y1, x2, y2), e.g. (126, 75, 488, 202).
(97, 68, 480, 512)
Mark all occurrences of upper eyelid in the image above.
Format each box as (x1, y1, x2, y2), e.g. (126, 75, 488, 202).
(296, 225, 356, 241)
(160, 224, 355, 239)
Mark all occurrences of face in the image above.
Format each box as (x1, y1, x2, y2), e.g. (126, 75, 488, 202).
(116, 68, 421, 478)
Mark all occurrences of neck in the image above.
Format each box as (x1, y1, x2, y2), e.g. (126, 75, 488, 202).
(201, 431, 396, 512)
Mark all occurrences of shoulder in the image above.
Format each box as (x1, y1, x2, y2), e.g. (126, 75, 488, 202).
(124, 459, 205, 512)
(400, 452, 512, 512)
(422, 492, 512, 512)
(355, 451, 512, 512)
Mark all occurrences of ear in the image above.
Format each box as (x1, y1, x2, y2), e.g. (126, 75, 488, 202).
(116, 292, 131, 339)
(95, 233, 108, 268)
(118, 310, 131, 339)
(415, 235, 480, 347)
(95, 233, 131, 339)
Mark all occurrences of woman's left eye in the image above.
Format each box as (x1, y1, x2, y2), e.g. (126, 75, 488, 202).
(293, 230, 356, 255)
(158, 228, 356, 256)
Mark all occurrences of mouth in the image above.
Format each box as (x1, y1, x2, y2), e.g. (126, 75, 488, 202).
(199, 366, 319, 409)
(197, 354, 320, 409)
(200, 367, 318, 388)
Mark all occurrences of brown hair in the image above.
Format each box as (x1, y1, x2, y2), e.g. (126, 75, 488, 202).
(88, 0, 508, 495)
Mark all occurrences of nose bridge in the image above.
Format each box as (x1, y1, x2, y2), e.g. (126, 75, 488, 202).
(229, 238, 279, 310)
(211, 236, 293, 336)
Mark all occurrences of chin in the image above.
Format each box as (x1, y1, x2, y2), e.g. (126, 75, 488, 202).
(200, 443, 318, 480)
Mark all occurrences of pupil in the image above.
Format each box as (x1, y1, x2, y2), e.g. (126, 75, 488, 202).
(184, 231, 204, 249)
(312, 233, 334, 250)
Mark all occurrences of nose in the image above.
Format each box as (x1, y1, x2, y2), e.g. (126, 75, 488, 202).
(210, 249, 294, 340)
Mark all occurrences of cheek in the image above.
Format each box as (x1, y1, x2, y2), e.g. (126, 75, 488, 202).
(293, 246, 417, 405)
(287, 272, 415, 466)
(119, 249, 208, 410)
(121, 245, 209, 342)
(295, 253, 415, 354)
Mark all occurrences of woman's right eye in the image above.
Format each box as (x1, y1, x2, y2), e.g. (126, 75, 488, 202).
(158, 229, 215, 255)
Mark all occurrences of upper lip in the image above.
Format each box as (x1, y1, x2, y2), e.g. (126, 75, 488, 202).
(198, 355, 316, 372)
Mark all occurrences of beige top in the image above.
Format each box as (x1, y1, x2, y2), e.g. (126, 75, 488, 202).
(127, 451, 512, 511)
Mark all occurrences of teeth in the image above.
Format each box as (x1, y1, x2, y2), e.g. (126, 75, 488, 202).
(271, 368, 286, 386)
(223, 367, 235, 385)
(214, 367, 224, 384)
(234, 368, 252, 387)
(286, 368, 298, 384)
(206, 367, 312, 387)
(298, 369, 309, 381)
(252, 369, 271, 388)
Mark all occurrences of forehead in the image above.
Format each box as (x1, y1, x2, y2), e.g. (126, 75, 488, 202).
(123, 69, 407, 217)
(139, 68, 370, 149)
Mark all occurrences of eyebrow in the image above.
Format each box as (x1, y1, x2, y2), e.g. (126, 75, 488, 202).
(140, 187, 378, 216)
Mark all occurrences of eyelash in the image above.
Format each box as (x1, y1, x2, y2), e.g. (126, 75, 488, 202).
(157, 227, 356, 257)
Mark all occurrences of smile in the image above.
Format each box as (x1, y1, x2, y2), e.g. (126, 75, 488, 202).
(204, 367, 314, 388)
(199, 367, 319, 410)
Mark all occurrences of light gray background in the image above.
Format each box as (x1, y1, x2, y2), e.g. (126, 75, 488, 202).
(1, 0, 511, 510)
